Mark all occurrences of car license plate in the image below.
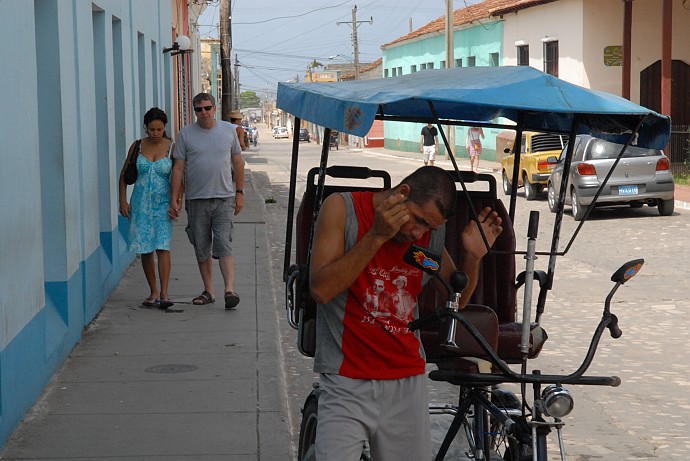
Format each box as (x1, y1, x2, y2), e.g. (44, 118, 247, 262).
(618, 185, 638, 196)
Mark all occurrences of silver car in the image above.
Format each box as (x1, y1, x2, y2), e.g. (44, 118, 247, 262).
(547, 135, 675, 220)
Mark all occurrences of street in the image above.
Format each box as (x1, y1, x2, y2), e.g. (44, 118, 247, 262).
(247, 126, 690, 460)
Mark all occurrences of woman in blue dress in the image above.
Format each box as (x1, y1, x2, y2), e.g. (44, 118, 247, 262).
(118, 108, 174, 308)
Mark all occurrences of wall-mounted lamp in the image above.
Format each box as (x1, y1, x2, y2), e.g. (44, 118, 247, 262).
(163, 35, 192, 56)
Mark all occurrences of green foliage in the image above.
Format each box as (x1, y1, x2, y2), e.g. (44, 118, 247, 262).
(239, 91, 261, 109)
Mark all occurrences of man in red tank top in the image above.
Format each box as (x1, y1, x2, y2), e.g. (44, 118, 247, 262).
(309, 166, 504, 461)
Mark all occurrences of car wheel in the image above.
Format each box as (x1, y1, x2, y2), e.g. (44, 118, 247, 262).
(571, 188, 586, 221)
(547, 182, 558, 213)
(658, 198, 674, 216)
(502, 171, 512, 196)
(524, 174, 538, 201)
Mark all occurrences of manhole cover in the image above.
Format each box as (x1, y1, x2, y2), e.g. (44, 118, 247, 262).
(144, 364, 198, 374)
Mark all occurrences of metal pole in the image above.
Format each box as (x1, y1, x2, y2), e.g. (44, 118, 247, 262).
(352, 6, 359, 81)
(220, 0, 233, 121)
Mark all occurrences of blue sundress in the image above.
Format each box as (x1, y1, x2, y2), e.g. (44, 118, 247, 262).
(128, 142, 173, 254)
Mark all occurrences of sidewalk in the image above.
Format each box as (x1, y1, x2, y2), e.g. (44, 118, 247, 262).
(0, 172, 291, 460)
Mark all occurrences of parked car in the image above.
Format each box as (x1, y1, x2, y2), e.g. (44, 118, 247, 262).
(547, 134, 675, 220)
(273, 126, 289, 139)
(501, 132, 567, 200)
(298, 128, 310, 142)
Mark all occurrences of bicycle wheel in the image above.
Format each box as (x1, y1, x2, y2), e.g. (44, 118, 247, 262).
(298, 397, 318, 461)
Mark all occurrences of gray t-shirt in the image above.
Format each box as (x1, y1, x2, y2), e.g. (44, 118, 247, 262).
(173, 121, 242, 200)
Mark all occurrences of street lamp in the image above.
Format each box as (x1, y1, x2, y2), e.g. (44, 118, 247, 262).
(163, 35, 192, 56)
(328, 54, 353, 62)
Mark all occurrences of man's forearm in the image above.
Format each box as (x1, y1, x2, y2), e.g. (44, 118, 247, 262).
(310, 231, 386, 305)
(232, 155, 245, 189)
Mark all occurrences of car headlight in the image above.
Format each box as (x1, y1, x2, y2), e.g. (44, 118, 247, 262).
(541, 385, 573, 418)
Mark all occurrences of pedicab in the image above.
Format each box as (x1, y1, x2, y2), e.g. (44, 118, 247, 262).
(277, 66, 670, 461)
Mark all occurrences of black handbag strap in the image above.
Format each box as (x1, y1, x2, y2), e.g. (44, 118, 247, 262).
(125, 139, 142, 167)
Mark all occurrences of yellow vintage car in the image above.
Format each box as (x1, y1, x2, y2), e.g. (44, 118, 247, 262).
(500, 131, 567, 200)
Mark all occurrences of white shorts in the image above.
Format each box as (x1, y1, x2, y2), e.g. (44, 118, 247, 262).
(315, 373, 431, 461)
(423, 145, 436, 163)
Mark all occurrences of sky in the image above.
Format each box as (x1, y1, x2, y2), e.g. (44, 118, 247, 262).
(196, 1, 481, 98)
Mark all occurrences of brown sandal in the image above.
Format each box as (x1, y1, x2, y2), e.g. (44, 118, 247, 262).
(193, 291, 215, 305)
(225, 291, 240, 309)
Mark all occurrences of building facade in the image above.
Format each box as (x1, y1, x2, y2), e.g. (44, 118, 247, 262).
(0, 0, 203, 447)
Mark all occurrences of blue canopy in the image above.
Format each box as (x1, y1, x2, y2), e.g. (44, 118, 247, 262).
(277, 66, 670, 149)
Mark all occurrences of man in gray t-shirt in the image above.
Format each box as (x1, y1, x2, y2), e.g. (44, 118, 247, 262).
(169, 93, 244, 310)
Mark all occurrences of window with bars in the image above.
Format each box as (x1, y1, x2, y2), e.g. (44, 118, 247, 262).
(467, 56, 476, 67)
(427, 62, 434, 69)
(440, 60, 446, 68)
(411, 64, 417, 73)
(544, 40, 559, 76)
(420, 63, 427, 70)
(455, 58, 463, 68)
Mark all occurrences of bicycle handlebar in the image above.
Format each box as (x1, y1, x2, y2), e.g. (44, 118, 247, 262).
(410, 308, 622, 387)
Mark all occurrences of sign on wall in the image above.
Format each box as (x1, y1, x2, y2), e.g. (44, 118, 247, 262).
(604, 46, 623, 67)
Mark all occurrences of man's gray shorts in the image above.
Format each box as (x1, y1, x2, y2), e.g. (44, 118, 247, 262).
(185, 198, 235, 262)
(315, 373, 431, 461)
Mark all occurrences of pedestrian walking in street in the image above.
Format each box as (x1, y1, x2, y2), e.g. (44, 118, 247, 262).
(169, 93, 245, 310)
(420, 122, 438, 166)
(118, 107, 175, 308)
(466, 126, 485, 172)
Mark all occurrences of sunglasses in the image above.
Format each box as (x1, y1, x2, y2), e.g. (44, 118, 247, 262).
(194, 105, 214, 113)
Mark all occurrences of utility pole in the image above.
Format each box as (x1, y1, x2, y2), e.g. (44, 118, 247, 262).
(336, 5, 372, 80)
(445, 0, 455, 158)
(220, 0, 233, 121)
(234, 54, 240, 110)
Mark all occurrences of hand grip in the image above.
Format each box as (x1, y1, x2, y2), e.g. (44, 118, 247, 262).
(607, 313, 622, 339)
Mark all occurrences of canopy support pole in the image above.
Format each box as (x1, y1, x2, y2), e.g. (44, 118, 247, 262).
(561, 115, 648, 255)
(508, 112, 526, 222)
(283, 117, 302, 281)
(428, 100, 491, 253)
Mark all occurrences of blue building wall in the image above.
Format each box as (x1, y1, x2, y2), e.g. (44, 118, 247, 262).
(0, 0, 174, 447)
(382, 21, 504, 162)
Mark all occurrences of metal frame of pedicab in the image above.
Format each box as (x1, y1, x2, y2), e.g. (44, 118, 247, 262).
(276, 66, 671, 460)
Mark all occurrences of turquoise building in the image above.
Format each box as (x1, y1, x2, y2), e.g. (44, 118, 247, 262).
(382, 18, 504, 162)
(0, 0, 178, 447)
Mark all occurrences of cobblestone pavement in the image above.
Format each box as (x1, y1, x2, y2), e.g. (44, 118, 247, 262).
(248, 132, 690, 460)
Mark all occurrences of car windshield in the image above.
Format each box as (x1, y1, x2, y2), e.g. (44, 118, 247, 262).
(586, 139, 661, 160)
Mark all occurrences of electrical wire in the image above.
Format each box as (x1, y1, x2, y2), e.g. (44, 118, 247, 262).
(233, 0, 352, 25)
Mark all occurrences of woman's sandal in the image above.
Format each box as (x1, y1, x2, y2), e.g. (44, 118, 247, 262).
(159, 298, 174, 309)
(225, 291, 240, 310)
(193, 291, 215, 305)
(142, 297, 160, 308)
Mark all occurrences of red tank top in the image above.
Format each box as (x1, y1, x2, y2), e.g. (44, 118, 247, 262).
(339, 192, 429, 379)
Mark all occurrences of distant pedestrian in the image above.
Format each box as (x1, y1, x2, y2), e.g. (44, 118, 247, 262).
(118, 107, 175, 309)
(466, 126, 485, 172)
(420, 122, 438, 166)
(229, 111, 247, 150)
(169, 93, 245, 310)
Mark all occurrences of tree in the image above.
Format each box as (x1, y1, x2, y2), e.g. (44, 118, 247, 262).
(239, 90, 261, 109)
